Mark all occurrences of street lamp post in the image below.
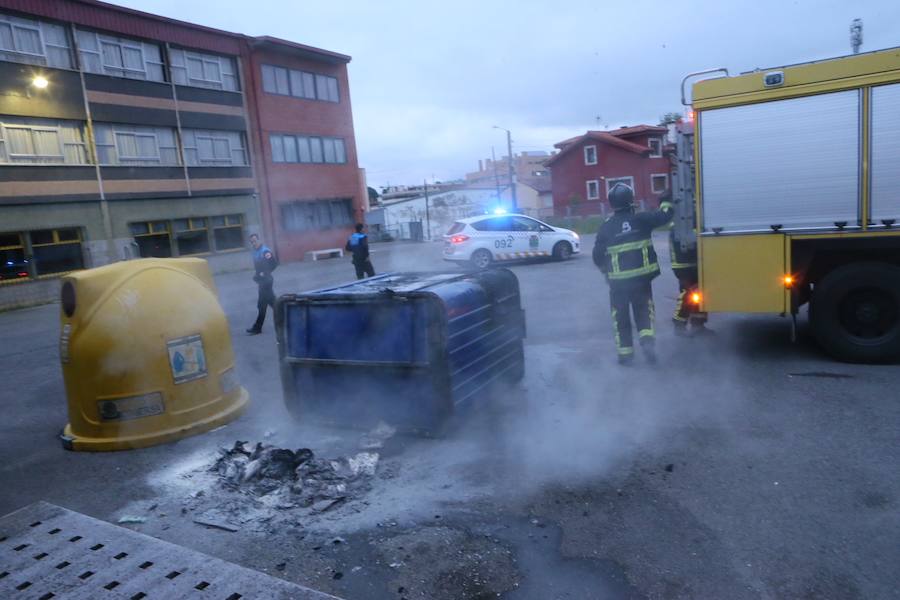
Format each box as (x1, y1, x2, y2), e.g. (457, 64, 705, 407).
(492, 126, 518, 212)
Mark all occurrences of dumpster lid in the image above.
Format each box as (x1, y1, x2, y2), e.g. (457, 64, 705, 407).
(305, 272, 470, 296)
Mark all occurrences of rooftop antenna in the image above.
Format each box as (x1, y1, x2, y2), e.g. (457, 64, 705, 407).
(850, 18, 863, 54)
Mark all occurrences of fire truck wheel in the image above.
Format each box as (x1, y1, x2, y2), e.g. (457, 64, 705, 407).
(810, 262, 900, 363)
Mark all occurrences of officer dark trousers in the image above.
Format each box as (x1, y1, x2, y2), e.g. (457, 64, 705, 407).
(252, 276, 275, 331)
(610, 281, 655, 358)
(353, 259, 375, 280)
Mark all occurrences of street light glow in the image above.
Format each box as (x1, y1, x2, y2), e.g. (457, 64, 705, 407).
(32, 76, 49, 89)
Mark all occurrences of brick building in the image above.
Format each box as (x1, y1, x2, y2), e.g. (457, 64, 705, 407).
(546, 125, 670, 217)
(0, 0, 363, 307)
(247, 37, 365, 263)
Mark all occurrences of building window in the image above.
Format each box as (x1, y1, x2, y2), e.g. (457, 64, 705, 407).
(269, 134, 346, 164)
(0, 231, 28, 281)
(261, 64, 339, 102)
(172, 218, 209, 255)
(606, 176, 635, 195)
(282, 199, 353, 232)
(586, 180, 600, 200)
(0, 117, 88, 165)
(75, 30, 164, 81)
(651, 174, 668, 194)
(94, 123, 179, 166)
(584, 145, 597, 165)
(648, 137, 662, 158)
(181, 129, 247, 166)
(169, 48, 239, 91)
(211, 214, 244, 250)
(30, 228, 84, 276)
(129, 221, 171, 258)
(0, 11, 72, 69)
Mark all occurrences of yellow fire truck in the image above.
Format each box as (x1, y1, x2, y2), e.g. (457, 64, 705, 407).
(674, 47, 900, 363)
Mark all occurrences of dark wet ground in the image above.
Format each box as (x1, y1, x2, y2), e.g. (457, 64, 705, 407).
(2, 239, 898, 599)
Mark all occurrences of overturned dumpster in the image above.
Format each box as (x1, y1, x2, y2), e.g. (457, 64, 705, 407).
(276, 270, 526, 431)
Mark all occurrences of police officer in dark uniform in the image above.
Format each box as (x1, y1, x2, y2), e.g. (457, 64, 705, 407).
(246, 233, 277, 335)
(593, 183, 674, 365)
(345, 223, 375, 279)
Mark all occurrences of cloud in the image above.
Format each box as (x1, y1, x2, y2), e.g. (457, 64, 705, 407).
(116, 0, 900, 187)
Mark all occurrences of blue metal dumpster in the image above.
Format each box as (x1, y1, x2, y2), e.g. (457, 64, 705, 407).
(275, 270, 526, 431)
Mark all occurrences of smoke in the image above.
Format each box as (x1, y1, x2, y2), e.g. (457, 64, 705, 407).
(485, 340, 743, 492)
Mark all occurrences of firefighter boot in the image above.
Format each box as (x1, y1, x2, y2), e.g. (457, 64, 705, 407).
(640, 337, 658, 365)
(617, 353, 635, 366)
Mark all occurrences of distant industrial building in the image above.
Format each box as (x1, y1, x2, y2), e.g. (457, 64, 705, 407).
(0, 0, 364, 307)
(465, 150, 551, 187)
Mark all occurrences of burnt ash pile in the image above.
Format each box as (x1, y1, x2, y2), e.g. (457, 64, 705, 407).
(214, 441, 379, 511)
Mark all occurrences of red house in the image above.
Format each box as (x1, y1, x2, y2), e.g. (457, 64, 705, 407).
(546, 125, 670, 216)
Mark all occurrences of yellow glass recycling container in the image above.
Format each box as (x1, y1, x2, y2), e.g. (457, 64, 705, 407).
(58, 258, 248, 451)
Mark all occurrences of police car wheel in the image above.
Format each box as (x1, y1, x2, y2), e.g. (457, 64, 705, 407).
(471, 249, 493, 270)
(552, 241, 572, 261)
(810, 262, 900, 364)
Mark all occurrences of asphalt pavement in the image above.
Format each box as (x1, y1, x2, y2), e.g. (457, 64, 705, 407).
(0, 238, 897, 599)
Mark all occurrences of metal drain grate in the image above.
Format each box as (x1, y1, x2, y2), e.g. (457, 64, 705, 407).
(0, 502, 341, 599)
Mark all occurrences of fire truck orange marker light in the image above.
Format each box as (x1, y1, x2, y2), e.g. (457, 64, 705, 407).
(691, 292, 701, 304)
(784, 275, 794, 287)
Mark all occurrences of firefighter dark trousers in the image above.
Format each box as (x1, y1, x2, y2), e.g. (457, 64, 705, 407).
(609, 281, 655, 357)
(252, 278, 275, 331)
(673, 267, 707, 325)
(353, 259, 375, 280)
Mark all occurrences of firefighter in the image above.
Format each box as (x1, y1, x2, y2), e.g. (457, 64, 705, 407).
(665, 190, 709, 336)
(346, 223, 376, 279)
(246, 233, 277, 335)
(593, 183, 673, 365)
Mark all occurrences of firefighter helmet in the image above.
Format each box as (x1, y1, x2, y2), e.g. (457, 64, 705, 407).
(608, 183, 635, 211)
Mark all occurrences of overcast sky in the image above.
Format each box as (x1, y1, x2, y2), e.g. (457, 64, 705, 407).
(117, 0, 898, 188)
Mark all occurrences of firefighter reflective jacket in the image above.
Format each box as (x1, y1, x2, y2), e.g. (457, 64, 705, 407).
(593, 201, 674, 285)
(668, 229, 698, 273)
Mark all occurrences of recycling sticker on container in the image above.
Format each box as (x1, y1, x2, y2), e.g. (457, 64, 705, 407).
(167, 334, 208, 384)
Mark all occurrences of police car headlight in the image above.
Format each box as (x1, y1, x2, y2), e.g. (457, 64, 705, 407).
(572, 232, 580, 242)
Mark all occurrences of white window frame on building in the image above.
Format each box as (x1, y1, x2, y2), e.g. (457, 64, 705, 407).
(0, 117, 88, 165)
(270, 133, 346, 164)
(261, 64, 340, 102)
(586, 179, 600, 200)
(584, 145, 597, 165)
(0, 11, 72, 69)
(169, 48, 239, 92)
(648, 137, 663, 158)
(651, 173, 668, 193)
(93, 123, 180, 166)
(606, 176, 635, 195)
(75, 29, 165, 81)
(181, 129, 248, 166)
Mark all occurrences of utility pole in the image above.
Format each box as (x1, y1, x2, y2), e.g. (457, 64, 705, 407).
(491, 146, 502, 206)
(850, 19, 863, 54)
(493, 126, 518, 212)
(423, 178, 431, 241)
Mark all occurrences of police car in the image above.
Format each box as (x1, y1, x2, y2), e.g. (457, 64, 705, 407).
(443, 213, 580, 269)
